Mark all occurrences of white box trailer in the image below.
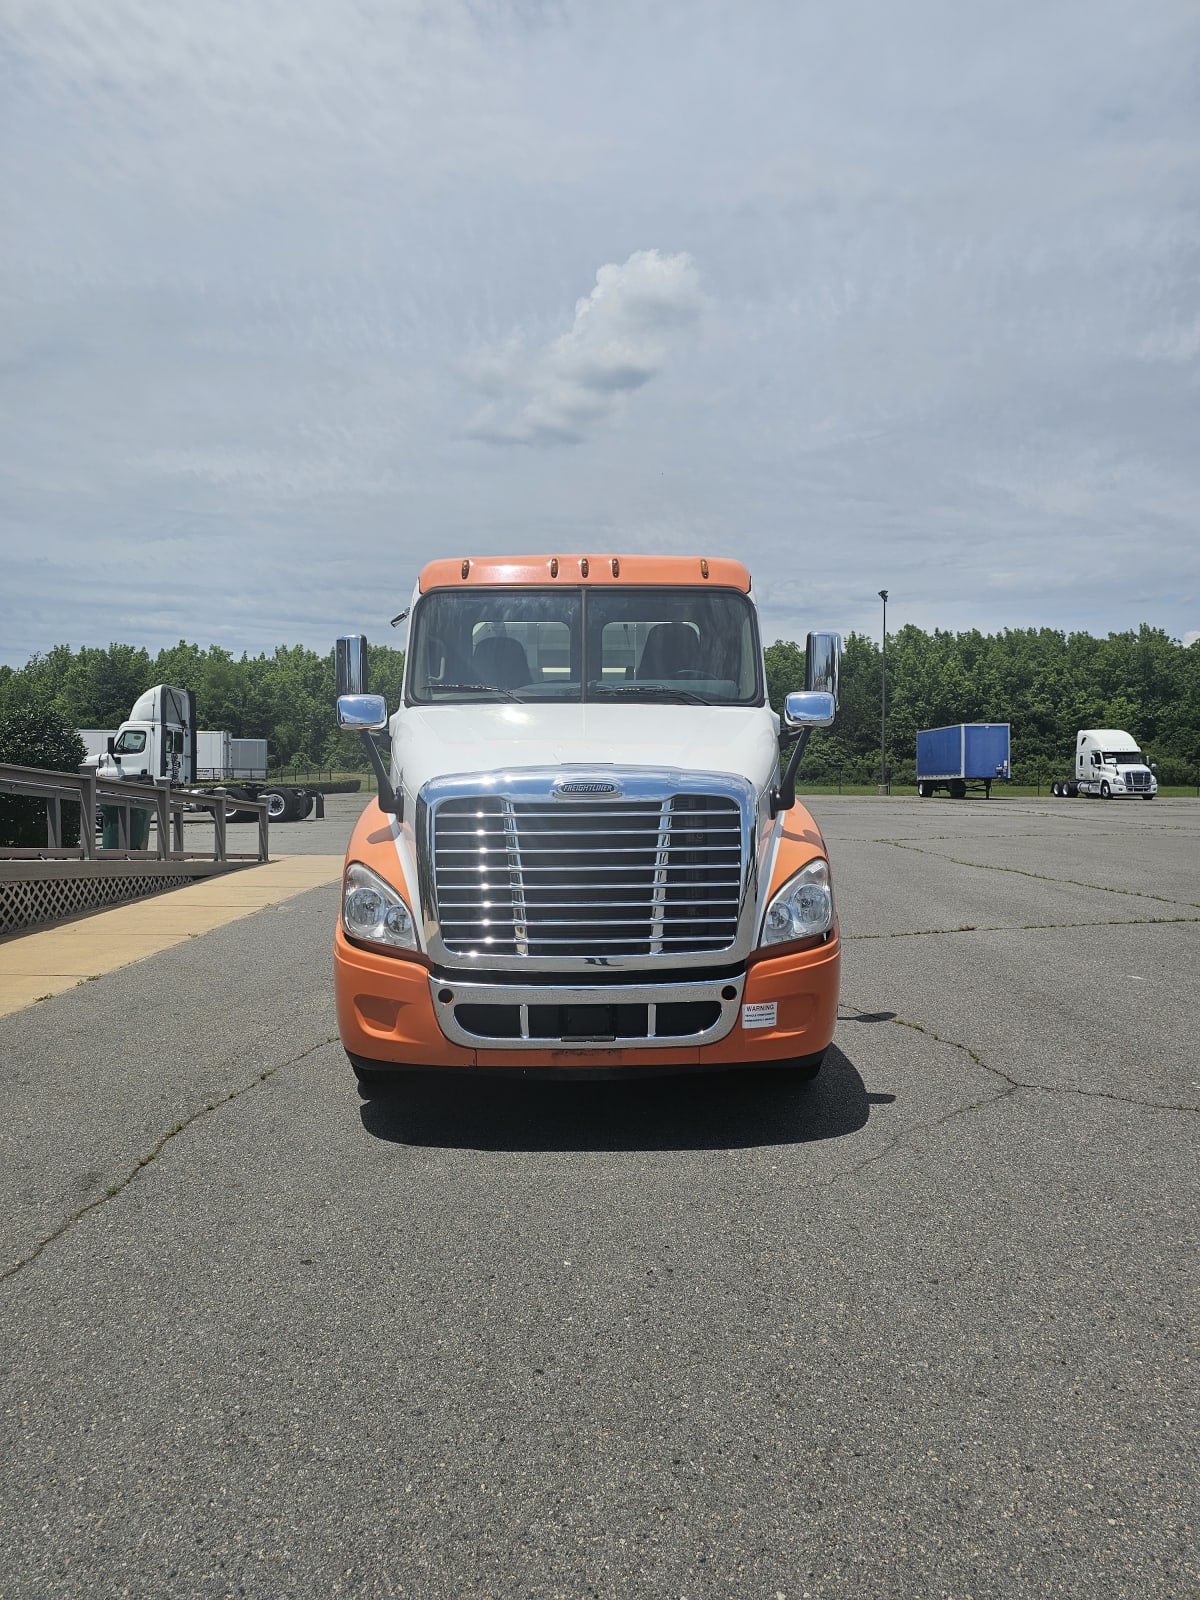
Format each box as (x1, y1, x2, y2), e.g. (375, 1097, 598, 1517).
(195, 730, 231, 779)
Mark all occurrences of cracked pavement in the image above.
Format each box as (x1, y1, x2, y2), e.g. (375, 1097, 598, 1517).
(1, 795, 1197, 1598)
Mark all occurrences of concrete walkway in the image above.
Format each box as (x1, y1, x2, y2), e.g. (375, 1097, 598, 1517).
(0, 854, 343, 1016)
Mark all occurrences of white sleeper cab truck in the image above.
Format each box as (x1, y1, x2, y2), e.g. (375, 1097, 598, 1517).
(88, 685, 197, 785)
(1051, 729, 1157, 799)
(88, 684, 310, 820)
(333, 554, 843, 1093)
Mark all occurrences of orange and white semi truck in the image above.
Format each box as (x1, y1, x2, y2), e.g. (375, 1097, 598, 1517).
(332, 555, 842, 1091)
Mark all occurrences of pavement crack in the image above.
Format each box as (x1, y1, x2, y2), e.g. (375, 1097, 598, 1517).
(845, 915, 1200, 940)
(842, 998, 1199, 1120)
(1, 1033, 340, 1284)
(877, 839, 1200, 912)
(826, 997, 1199, 1192)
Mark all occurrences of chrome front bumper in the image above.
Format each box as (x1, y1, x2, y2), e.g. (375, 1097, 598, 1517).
(427, 972, 747, 1049)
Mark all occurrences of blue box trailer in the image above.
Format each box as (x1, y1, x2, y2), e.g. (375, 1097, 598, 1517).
(916, 723, 1010, 798)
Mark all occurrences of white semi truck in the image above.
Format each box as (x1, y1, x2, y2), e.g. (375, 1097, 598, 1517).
(86, 685, 318, 821)
(1050, 729, 1157, 799)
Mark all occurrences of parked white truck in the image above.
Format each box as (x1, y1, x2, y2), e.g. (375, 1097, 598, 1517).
(332, 554, 844, 1092)
(86, 685, 313, 820)
(1051, 729, 1158, 799)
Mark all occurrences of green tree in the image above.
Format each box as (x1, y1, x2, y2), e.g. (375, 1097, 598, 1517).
(0, 703, 87, 847)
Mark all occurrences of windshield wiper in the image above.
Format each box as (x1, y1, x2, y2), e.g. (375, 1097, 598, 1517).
(589, 683, 716, 706)
(425, 681, 524, 702)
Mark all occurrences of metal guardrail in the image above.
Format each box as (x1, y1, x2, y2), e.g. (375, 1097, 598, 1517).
(0, 764, 269, 863)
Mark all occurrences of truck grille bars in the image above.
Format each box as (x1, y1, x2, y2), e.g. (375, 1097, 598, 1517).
(430, 792, 744, 960)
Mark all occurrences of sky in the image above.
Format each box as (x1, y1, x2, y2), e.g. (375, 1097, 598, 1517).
(2, 0, 1198, 671)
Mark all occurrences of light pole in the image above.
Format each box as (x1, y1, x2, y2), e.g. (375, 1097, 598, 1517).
(878, 589, 889, 795)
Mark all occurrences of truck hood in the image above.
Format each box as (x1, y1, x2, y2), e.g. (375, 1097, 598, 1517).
(392, 702, 780, 800)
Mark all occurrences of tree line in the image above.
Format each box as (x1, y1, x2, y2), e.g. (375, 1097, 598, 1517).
(779, 623, 1200, 786)
(2, 624, 1198, 784)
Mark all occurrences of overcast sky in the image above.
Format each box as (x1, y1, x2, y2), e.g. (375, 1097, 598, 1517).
(2, 0, 1198, 671)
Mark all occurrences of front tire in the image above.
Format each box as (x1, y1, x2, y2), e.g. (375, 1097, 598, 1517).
(752, 1051, 824, 1086)
(1100, 781, 1111, 799)
(352, 1062, 404, 1098)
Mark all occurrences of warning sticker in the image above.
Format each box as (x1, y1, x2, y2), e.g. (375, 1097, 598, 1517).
(742, 1001, 777, 1030)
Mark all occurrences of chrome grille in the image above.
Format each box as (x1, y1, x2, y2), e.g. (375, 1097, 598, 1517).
(431, 794, 743, 958)
(1124, 770, 1151, 791)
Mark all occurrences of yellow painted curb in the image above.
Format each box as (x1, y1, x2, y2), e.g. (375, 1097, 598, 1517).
(0, 855, 344, 1018)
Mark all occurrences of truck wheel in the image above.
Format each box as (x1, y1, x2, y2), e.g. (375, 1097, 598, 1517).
(917, 781, 929, 797)
(261, 788, 291, 821)
(950, 779, 967, 800)
(1100, 781, 1111, 799)
(352, 1062, 404, 1097)
(753, 1051, 824, 1086)
(1143, 793, 1155, 800)
(1051, 782, 1060, 796)
(1067, 783, 1078, 797)
(301, 791, 315, 819)
(224, 785, 257, 823)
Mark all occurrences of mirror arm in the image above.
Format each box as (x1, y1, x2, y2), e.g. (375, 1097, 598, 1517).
(359, 731, 398, 817)
(771, 727, 812, 817)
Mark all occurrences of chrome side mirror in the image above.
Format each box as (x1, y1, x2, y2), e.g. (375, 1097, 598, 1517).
(337, 693, 388, 732)
(336, 635, 369, 696)
(805, 631, 841, 706)
(783, 690, 836, 730)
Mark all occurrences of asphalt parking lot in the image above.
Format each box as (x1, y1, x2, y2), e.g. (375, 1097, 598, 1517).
(1, 794, 1197, 1598)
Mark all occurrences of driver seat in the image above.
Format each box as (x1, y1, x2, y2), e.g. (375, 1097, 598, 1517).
(471, 635, 531, 689)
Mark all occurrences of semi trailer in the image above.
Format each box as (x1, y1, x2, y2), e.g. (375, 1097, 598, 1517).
(332, 553, 844, 1093)
(916, 723, 1011, 798)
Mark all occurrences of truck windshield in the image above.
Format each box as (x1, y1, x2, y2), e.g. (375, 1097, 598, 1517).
(113, 730, 147, 754)
(407, 587, 762, 705)
(1104, 750, 1143, 765)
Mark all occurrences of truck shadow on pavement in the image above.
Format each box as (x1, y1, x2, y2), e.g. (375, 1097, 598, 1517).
(358, 1044, 893, 1152)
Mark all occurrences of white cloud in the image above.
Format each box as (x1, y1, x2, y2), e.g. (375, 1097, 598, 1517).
(463, 251, 708, 446)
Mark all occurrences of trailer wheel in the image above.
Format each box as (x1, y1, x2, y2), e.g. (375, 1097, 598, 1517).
(950, 779, 967, 800)
(917, 781, 930, 797)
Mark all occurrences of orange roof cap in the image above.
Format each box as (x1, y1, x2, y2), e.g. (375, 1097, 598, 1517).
(418, 554, 751, 591)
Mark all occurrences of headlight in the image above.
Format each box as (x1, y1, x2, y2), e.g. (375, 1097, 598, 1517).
(761, 857, 833, 945)
(342, 861, 418, 951)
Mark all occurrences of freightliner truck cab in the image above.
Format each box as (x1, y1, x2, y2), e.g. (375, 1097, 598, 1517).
(333, 554, 842, 1091)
